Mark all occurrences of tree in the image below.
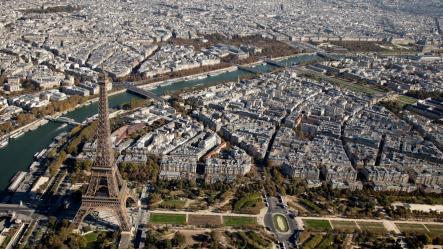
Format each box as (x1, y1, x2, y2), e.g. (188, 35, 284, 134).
(49, 151, 67, 176)
(121, 98, 146, 110)
(67, 137, 82, 154)
(172, 232, 186, 248)
(148, 192, 161, 205)
(0, 121, 13, 135)
(16, 113, 34, 125)
(36, 219, 87, 249)
(47, 148, 58, 159)
(74, 159, 93, 172)
(210, 230, 221, 246)
(48, 216, 57, 229)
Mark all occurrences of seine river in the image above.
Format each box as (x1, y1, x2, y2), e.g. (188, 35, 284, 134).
(0, 54, 321, 190)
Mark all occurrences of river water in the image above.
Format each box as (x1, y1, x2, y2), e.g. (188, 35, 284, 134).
(0, 54, 321, 190)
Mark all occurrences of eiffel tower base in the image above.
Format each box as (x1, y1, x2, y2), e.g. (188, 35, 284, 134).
(71, 200, 132, 232)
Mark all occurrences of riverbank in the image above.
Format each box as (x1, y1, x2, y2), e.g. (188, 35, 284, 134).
(52, 88, 127, 118)
(0, 88, 127, 143)
(1, 52, 311, 142)
(138, 52, 314, 90)
(140, 65, 239, 90)
(0, 118, 49, 143)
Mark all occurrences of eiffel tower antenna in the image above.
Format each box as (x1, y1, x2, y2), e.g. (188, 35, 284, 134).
(72, 74, 134, 232)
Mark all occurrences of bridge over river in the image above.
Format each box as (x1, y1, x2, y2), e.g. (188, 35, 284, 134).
(45, 116, 82, 126)
(113, 82, 165, 103)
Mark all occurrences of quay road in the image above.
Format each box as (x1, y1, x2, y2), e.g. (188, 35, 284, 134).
(0, 203, 35, 217)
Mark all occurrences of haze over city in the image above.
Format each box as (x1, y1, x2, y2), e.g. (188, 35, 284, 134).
(0, 0, 442, 248)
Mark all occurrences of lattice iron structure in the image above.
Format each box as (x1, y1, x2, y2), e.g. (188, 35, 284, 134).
(72, 76, 132, 232)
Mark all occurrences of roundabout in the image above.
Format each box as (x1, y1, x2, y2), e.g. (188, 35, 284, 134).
(273, 213, 290, 233)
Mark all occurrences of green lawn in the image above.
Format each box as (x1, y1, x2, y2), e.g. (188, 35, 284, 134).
(159, 199, 186, 209)
(425, 224, 443, 236)
(150, 213, 186, 225)
(233, 193, 264, 214)
(234, 231, 272, 248)
(83, 232, 99, 249)
(397, 95, 417, 105)
(83, 232, 98, 242)
(223, 216, 257, 226)
(303, 219, 332, 231)
(387, 95, 418, 109)
(316, 233, 334, 249)
(302, 234, 324, 249)
(299, 198, 322, 213)
(396, 223, 428, 234)
(273, 214, 289, 233)
(357, 222, 386, 234)
(339, 81, 382, 95)
(300, 69, 385, 96)
(331, 220, 359, 232)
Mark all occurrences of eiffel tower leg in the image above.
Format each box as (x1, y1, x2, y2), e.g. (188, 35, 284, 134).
(72, 206, 91, 231)
(114, 205, 131, 232)
(126, 194, 139, 207)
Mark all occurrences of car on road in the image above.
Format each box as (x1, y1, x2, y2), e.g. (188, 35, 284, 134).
(278, 203, 287, 209)
(277, 241, 287, 249)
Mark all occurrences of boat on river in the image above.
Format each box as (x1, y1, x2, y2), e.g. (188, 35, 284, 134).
(0, 138, 8, 148)
(10, 131, 24, 139)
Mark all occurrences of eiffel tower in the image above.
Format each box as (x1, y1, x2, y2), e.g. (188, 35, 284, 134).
(72, 76, 132, 232)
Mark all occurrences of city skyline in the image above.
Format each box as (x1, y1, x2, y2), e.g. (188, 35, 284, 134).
(0, 1, 442, 249)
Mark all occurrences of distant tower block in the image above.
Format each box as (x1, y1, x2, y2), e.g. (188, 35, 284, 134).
(72, 76, 134, 232)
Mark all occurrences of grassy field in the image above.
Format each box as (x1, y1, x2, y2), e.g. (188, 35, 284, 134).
(188, 214, 222, 226)
(384, 94, 418, 109)
(232, 231, 273, 249)
(302, 234, 324, 249)
(233, 192, 264, 214)
(299, 198, 322, 213)
(396, 223, 428, 234)
(159, 199, 186, 209)
(273, 214, 289, 233)
(299, 69, 385, 96)
(315, 233, 334, 249)
(150, 213, 186, 225)
(223, 216, 257, 227)
(331, 220, 359, 232)
(83, 232, 100, 249)
(303, 219, 332, 232)
(397, 95, 417, 106)
(357, 222, 386, 234)
(425, 224, 443, 236)
(336, 80, 383, 95)
(83, 232, 98, 242)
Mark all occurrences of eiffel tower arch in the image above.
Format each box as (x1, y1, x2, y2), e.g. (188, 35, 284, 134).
(72, 76, 134, 232)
